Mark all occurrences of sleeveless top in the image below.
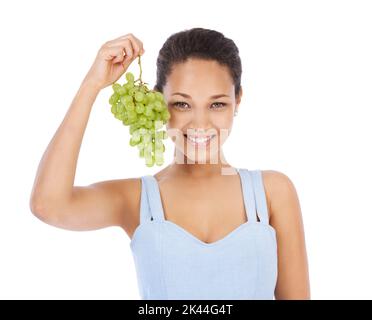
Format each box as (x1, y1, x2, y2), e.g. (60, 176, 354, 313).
(129, 168, 278, 300)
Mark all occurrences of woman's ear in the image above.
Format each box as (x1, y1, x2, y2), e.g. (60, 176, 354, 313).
(236, 86, 243, 109)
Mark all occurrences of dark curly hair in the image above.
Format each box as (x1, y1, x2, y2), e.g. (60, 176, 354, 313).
(154, 27, 242, 98)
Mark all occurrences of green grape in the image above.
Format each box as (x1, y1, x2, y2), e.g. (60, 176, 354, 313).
(117, 102, 125, 113)
(155, 158, 164, 166)
(146, 158, 154, 167)
(111, 104, 117, 114)
(109, 92, 120, 105)
(155, 149, 163, 159)
(112, 83, 121, 92)
(135, 91, 145, 102)
(147, 110, 155, 120)
(155, 91, 165, 102)
(154, 121, 162, 131)
(143, 133, 152, 143)
(132, 130, 141, 141)
(121, 95, 133, 105)
(145, 148, 155, 167)
(125, 101, 135, 111)
(129, 137, 140, 146)
(144, 108, 153, 118)
(154, 139, 163, 149)
(108, 55, 171, 166)
(120, 86, 127, 95)
(127, 109, 137, 119)
(146, 92, 156, 102)
(141, 95, 149, 105)
(137, 141, 145, 149)
(129, 124, 139, 134)
(135, 103, 145, 114)
(124, 82, 133, 91)
(126, 72, 135, 82)
(155, 131, 164, 140)
(161, 109, 171, 121)
(145, 119, 153, 129)
(138, 115, 147, 126)
(153, 100, 163, 112)
(127, 118, 136, 125)
(152, 111, 159, 120)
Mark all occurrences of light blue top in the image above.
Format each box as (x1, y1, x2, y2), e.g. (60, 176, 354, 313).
(129, 168, 278, 300)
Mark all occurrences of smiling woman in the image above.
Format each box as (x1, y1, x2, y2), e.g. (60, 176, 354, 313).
(130, 28, 310, 299)
(30, 28, 310, 300)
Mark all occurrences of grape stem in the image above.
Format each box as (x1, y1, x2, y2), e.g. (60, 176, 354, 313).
(137, 55, 143, 85)
(133, 55, 152, 93)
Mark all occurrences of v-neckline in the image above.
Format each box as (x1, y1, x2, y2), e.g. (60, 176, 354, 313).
(163, 219, 252, 246)
(148, 168, 256, 246)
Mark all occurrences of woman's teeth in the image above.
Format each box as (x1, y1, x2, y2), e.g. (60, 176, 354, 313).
(184, 134, 216, 145)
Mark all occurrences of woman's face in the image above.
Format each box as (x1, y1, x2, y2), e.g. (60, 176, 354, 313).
(162, 58, 242, 164)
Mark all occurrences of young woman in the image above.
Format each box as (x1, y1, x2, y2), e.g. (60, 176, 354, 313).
(30, 28, 310, 300)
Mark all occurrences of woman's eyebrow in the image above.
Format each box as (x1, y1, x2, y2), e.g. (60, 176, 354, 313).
(171, 92, 230, 99)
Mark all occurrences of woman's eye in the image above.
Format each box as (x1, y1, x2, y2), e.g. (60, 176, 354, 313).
(172, 102, 190, 109)
(211, 102, 227, 109)
(171, 101, 226, 110)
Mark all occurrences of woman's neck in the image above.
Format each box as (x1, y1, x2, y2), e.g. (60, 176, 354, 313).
(168, 148, 235, 178)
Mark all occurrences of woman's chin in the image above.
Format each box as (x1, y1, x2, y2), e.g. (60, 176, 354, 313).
(182, 148, 221, 164)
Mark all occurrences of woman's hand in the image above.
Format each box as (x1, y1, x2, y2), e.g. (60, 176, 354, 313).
(82, 33, 145, 91)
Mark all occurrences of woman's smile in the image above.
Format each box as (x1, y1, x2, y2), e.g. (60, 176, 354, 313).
(184, 134, 217, 147)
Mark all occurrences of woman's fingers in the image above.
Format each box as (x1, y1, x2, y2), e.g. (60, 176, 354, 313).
(124, 33, 144, 55)
(111, 38, 135, 64)
(107, 34, 144, 57)
(111, 48, 125, 64)
(84, 33, 144, 90)
(100, 41, 134, 64)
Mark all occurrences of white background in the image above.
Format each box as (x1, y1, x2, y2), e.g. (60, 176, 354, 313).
(0, 0, 371, 299)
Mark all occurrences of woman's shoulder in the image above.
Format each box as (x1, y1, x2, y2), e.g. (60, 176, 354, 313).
(261, 169, 301, 223)
(261, 169, 294, 187)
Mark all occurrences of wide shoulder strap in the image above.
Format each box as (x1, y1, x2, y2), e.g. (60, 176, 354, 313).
(139, 176, 153, 223)
(250, 170, 269, 225)
(140, 175, 165, 223)
(237, 168, 259, 223)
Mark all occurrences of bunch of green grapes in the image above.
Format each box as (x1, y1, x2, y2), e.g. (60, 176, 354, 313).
(108, 56, 170, 167)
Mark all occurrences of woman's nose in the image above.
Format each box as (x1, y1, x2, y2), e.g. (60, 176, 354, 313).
(190, 108, 211, 131)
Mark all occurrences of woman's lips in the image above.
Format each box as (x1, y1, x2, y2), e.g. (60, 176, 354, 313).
(183, 134, 216, 146)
